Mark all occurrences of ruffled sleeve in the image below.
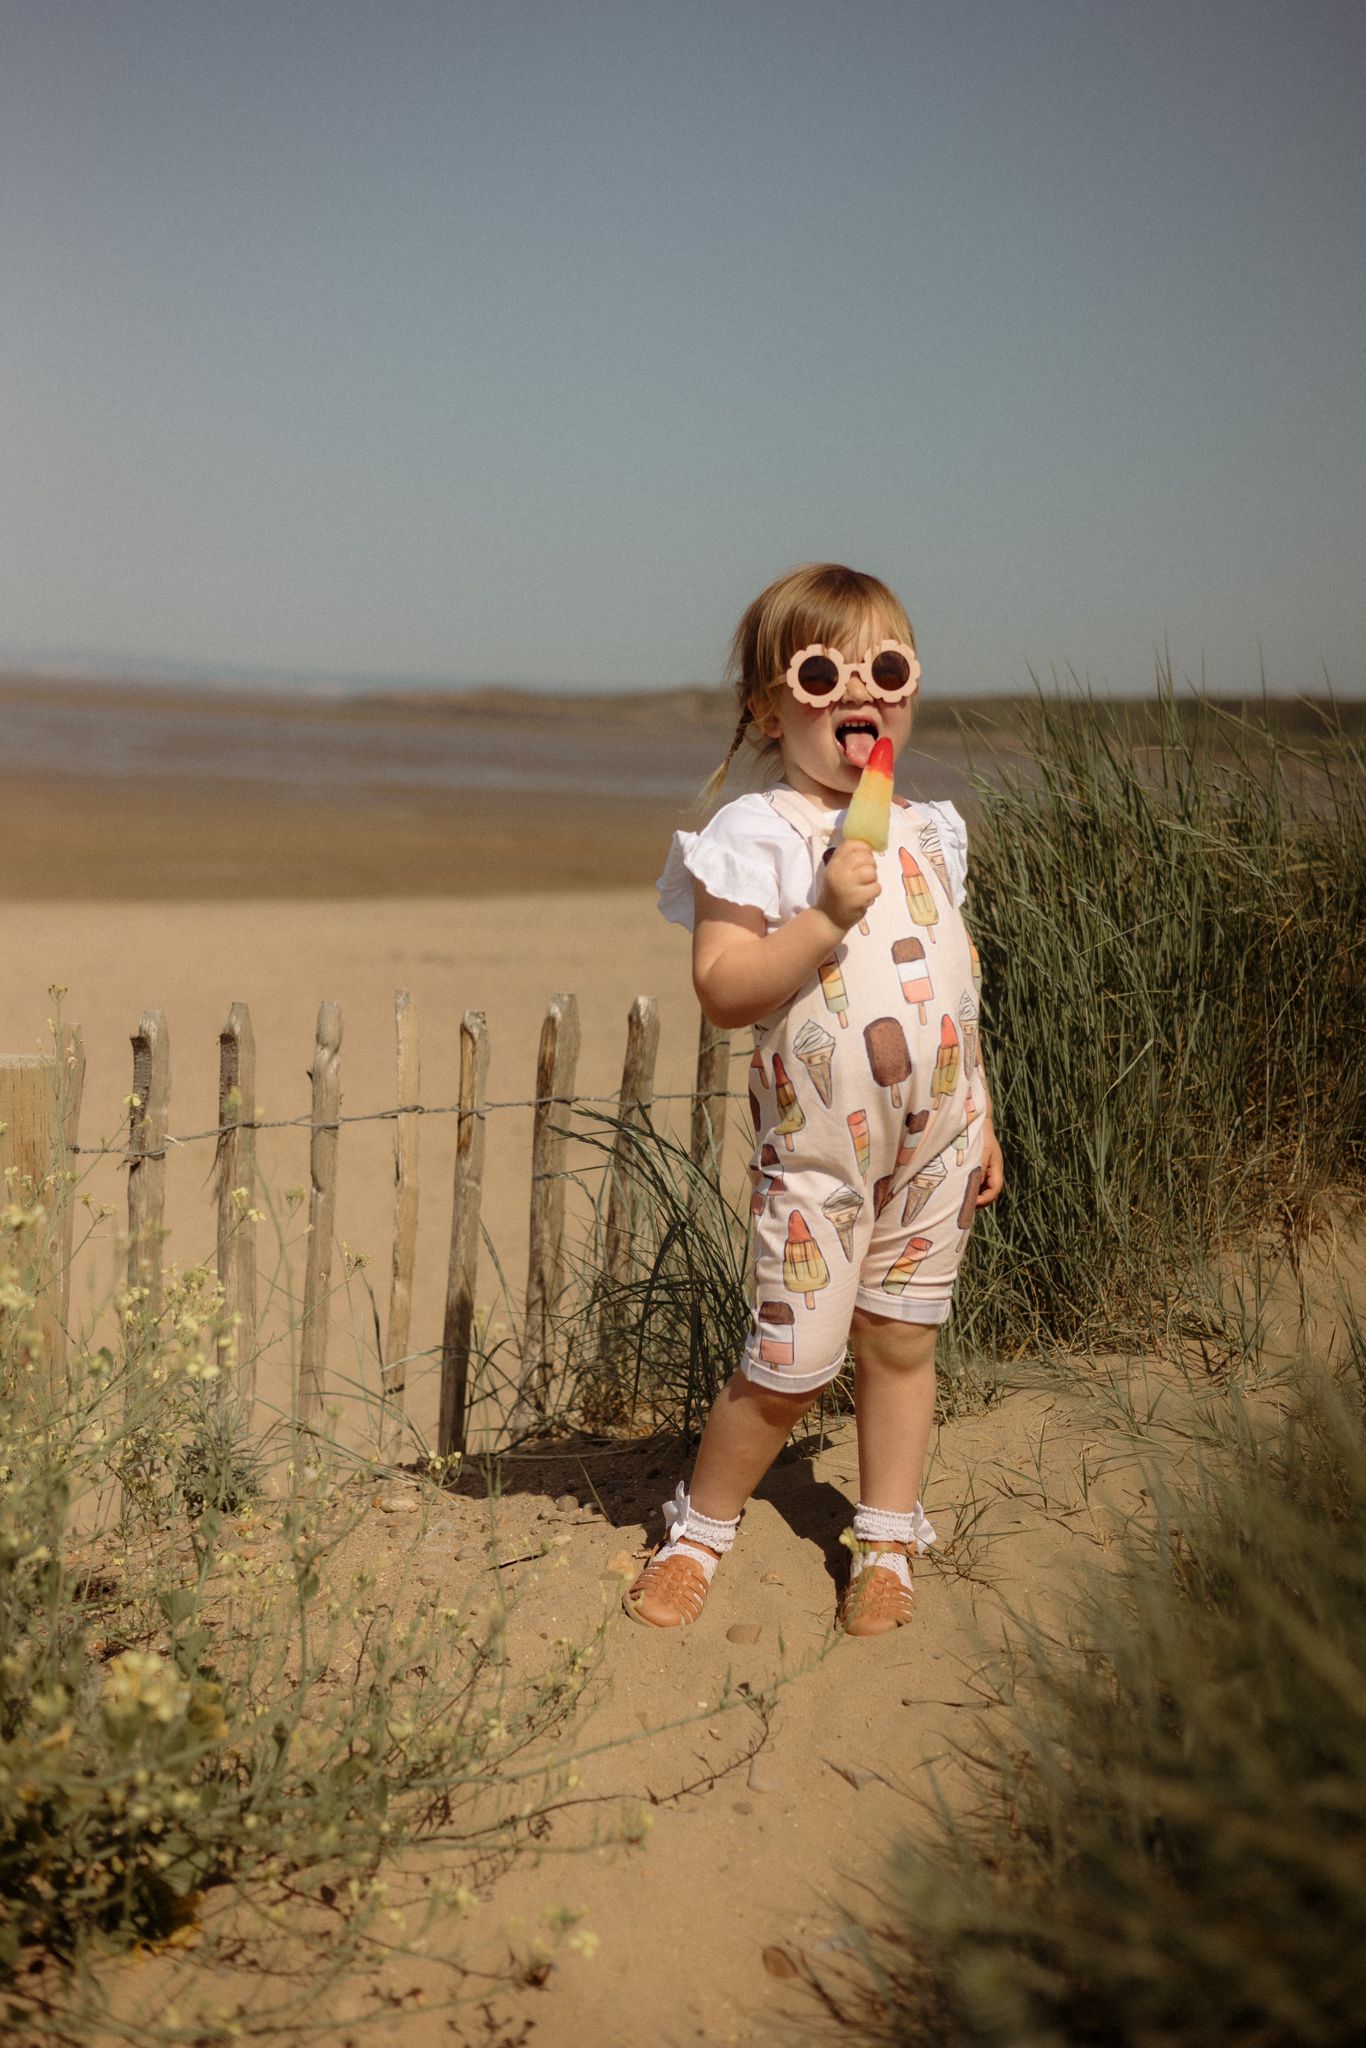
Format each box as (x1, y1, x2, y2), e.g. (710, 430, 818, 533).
(918, 800, 970, 908)
(656, 794, 800, 933)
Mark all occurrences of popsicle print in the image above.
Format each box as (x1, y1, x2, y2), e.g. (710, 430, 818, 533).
(969, 937, 982, 996)
(750, 1143, 786, 1219)
(892, 937, 933, 1024)
(821, 1182, 864, 1261)
(771, 1054, 805, 1152)
(882, 1234, 932, 1296)
(864, 1016, 912, 1109)
(956, 1167, 983, 1250)
(918, 819, 952, 900)
(930, 1015, 960, 1106)
(847, 1109, 871, 1180)
(899, 850, 938, 942)
(750, 1046, 768, 1091)
(782, 1209, 830, 1310)
(818, 955, 850, 1028)
(757, 1300, 796, 1369)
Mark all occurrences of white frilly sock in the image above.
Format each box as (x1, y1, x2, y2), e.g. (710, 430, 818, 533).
(657, 1482, 739, 1584)
(849, 1500, 937, 1592)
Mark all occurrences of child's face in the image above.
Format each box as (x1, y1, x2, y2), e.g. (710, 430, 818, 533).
(758, 615, 917, 809)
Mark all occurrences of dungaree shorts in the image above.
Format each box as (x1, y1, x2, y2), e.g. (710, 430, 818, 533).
(741, 788, 988, 1395)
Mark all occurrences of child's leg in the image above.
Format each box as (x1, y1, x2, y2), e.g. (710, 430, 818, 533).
(848, 1309, 936, 1510)
(840, 1309, 937, 1636)
(690, 1372, 818, 1521)
(623, 1373, 815, 1630)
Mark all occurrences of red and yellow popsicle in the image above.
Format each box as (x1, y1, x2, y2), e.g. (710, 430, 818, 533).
(899, 849, 938, 941)
(843, 736, 895, 853)
(930, 1014, 960, 1105)
(782, 1210, 830, 1310)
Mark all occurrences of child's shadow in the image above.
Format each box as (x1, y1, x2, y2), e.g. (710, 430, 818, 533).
(754, 1453, 854, 1590)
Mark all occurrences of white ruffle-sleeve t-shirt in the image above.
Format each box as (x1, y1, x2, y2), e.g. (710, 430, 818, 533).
(656, 788, 970, 932)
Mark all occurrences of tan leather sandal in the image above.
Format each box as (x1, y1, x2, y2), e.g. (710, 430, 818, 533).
(837, 1541, 916, 1636)
(622, 1542, 719, 1628)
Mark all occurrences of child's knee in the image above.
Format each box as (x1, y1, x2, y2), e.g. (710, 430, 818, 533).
(850, 1307, 937, 1369)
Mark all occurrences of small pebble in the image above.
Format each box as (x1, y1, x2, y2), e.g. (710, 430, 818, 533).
(726, 1621, 762, 1644)
(760, 1571, 783, 1585)
(378, 1490, 419, 1515)
(554, 1492, 578, 1512)
(732, 1800, 754, 1816)
(761, 1945, 797, 1979)
(605, 1550, 637, 1577)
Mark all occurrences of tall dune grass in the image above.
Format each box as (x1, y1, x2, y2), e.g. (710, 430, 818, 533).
(822, 1319, 1366, 2048)
(959, 682, 1364, 1356)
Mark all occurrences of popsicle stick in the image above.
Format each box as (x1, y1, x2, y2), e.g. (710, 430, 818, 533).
(213, 1002, 258, 1399)
(126, 1011, 171, 1319)
(0, 1026, 84, 1399)
(298, 1001, 342, 1429)
(604, 995, 660, 1292)
(519, 993, 581, 1428)
(689, 1011, 732, 1187)
(438, 1009, 489, 1460)
(381, 990, 420, 1457)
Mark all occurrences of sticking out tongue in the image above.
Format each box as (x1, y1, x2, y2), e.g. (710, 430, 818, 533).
(841, 728, 877, 770)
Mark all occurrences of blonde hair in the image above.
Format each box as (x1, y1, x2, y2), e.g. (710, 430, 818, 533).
(699, 562, 917, 807)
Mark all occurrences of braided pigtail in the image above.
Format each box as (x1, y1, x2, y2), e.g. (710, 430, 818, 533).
(697, 707, 754, 808)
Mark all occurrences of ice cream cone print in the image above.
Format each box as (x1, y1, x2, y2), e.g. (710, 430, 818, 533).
(901, 1153, 947, 1225)
(821, 1182, 864, 1261)
(847, 1108, 871, 1180)
(918, 819, 952, 899)
(818, 956, 850, 1028)
(899, 850, 937, 942)
(956, 1167, 983, 1249)
(891, 937, 933, 1024)
(930, 1015, 960, 1106)
(882, 1234, 932, 1296)
(793, 1019, 836, 1107)
(782, 1210, 829, 1310)
(757, 1300, 795, 1369)
(750, 1143, 786, 1218)
(772, 1054, 805, 1152)
(864, 1016, 912, 1108)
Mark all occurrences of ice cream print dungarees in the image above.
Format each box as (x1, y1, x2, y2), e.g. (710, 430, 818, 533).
(742, 787, 988, 1394)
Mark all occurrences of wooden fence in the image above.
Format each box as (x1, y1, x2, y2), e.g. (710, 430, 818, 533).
(0, 994, 732, 1458)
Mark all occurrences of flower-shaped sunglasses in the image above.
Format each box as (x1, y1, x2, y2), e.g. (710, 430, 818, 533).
(782, 640, 921, 708)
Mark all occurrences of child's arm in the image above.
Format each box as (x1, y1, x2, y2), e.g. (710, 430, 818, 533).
(691, 841, 878, 1030)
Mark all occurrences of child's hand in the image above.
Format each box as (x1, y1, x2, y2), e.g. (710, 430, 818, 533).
(818, 840, 880, 931)
(976, 1122, 1005, 1206)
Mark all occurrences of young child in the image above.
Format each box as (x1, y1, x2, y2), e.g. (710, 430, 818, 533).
(627, 563, 1003, 1636)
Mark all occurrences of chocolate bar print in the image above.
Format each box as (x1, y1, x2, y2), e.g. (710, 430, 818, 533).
(757, 1300, 795, 1369)
(864, 1016, 912, 1108)
(750, 1046, 768, 1092)
(956, 1166, 983, 1249)
(750, 1143, 786, 1219)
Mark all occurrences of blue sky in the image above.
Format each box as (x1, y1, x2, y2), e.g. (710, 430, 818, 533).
(2, 0, 1362, 695)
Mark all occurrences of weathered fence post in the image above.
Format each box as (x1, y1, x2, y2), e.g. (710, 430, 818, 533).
(438, 1009, 489, 1460)
(298, 1001, 342, 1430)
(604, 995, 660, 1293)
(127, 1011, 171, 1317)
(214, 1002, 257, 1397)
(0, 1026, 85, 1394)
(381, 990, 420, 1457)
(517, 993, 581, 1431)
(689, 1011, 732, 1187)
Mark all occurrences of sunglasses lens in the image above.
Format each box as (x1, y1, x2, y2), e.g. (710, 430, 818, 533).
(795, 654, 841, 698)
(870, 648, 912, 693)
